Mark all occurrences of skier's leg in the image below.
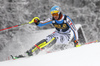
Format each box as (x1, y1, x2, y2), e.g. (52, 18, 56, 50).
(11, 39, 51, 59)
(26, 39, 47, 55)
(26, 37, 56, 56)
(26, 31, 58, 56)
(52, 29, 72, 50)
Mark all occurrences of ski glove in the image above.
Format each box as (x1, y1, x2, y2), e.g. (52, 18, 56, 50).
(74, 40, 78, 45)
(74, 40, 81, 47)
(29, 17, 40, 25)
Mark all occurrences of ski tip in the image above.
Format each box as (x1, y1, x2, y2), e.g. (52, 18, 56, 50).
(10, 55, 17, 60)
(10, 55, 13, 58)
(10, 55, 15, 60)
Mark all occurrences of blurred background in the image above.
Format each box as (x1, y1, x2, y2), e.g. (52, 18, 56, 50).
(0, 0, 100, 62)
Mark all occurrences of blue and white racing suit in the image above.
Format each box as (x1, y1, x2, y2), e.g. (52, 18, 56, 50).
(37, 15, 78, 44)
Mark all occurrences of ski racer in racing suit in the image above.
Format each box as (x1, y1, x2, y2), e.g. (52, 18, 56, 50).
(24, 6, 79, 56)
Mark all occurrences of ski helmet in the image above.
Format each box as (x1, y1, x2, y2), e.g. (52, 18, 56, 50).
(50, 6, 61, 15)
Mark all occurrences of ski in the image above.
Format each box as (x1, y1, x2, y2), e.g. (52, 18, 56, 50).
(11, 55, 25, 60)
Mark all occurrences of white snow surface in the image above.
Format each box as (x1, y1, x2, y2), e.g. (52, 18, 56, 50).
(0, 42, 100, 66)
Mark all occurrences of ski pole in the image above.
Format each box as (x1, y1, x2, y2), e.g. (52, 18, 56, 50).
(0, 25, 19, 31)
(0, 18, 35, 31)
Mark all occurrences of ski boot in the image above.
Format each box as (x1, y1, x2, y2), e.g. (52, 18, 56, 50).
(26, 50, 33, 56)
(11, 51, 33, 60)
(11, 55, 25, 60)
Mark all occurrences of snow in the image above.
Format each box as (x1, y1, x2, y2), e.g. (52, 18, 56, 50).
(0, 42, 100, 66)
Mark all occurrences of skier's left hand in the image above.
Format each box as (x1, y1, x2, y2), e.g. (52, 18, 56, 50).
(74, 40, 78, 45)
(74, 40, 81, 47)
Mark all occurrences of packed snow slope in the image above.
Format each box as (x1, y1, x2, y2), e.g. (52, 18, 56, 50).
(0, 42, 100, 66)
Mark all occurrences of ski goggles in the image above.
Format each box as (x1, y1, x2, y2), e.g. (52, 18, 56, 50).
(51, 10, 59, 14)
(51, 13, 59, 17)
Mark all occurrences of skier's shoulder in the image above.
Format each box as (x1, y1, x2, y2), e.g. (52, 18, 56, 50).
(65, 15, 73, 23)
(64, 14, 75, 25)
(63, 14, 71, 20)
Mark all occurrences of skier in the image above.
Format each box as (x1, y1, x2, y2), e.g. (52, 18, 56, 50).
(12, 6, 79, 59)
(26, 5, 79, 56)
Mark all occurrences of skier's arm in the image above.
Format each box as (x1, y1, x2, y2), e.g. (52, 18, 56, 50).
(67, 16, 78, 41)
(37, 18, 52, 27)
(31, 17, 53, 27)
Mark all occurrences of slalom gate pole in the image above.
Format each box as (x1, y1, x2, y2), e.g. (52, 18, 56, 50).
(85, 40, 98, 44)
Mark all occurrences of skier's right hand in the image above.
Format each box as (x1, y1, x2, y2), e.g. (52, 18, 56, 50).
(34, 17, 40, 23)
(29, 17, 40, 24)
